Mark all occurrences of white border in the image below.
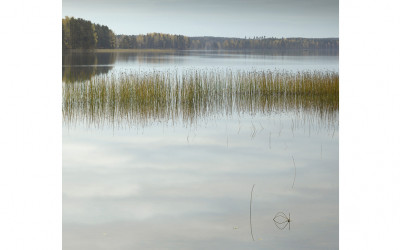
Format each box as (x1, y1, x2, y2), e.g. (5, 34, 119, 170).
(1, 0, 400, 249)
(340, 0, 400, 249)
(0, 0, 62, 249)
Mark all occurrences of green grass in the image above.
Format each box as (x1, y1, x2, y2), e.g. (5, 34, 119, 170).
(63, 69, 339, 126)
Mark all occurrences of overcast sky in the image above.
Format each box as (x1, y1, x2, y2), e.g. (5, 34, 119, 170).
(62, 0, 338, 38)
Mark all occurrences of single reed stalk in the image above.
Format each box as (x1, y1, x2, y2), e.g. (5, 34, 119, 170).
(292, 156, 296, 189)
(250, 184, 255, 241)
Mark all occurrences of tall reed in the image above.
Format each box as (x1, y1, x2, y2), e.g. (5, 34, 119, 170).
(63, 69, 339, 127)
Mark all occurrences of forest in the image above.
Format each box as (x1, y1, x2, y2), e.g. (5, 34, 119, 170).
(62, 17, 339, 50)
(62, 17, 116, 49)
(117, 34, 338, 50)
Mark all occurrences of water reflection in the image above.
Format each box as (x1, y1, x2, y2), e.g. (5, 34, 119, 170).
(108, 49, 339, 57)
(62, 70, 338, 130)
(62, 52, 116, 82)
(114, 52, 185, 65)
(63, 113, 339, 249)
(62, 50, 338, 250)
(185, 49, 339, 57)
(62, 49, 339, 83)
(273, 212, 291, 230)
(250, 184, 255, 241)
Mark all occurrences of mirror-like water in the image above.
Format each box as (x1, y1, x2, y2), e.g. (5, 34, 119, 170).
(62, 49, 338, 82)
(63, 50, 338, 250)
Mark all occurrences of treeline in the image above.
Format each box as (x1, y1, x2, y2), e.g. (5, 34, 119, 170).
(116, 34, 338, 50)
(188, 36, 339, 50)
(62, 17, 116, 49)
(62, 17, 338, 50)
(117, 33, 190, 50)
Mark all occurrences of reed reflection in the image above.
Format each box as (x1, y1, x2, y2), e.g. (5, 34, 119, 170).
(273, 212, 291, 230)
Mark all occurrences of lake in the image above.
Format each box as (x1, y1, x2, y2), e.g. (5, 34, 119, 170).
(63, 49, 339, 250)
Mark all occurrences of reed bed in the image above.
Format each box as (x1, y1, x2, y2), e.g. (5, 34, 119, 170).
(62, 69, 338, 127)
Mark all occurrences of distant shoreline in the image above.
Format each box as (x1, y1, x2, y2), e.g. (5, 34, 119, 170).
(63, 48, 339, 53)
(63, 16, 338, 51)
(63, 48, 177, 53)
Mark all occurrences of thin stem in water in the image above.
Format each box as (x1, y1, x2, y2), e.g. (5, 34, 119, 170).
(292, 156, 296, 189)
(250, 184, 255, 241)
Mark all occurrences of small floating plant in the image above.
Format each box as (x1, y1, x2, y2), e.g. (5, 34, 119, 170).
(273, 212, 291, 230)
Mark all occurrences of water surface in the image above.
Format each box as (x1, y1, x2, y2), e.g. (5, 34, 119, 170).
(62, 49, 338, 81)
(63, 50, 338, 250)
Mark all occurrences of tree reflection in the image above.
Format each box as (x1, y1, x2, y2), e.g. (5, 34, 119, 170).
(62, 51, 116, 83)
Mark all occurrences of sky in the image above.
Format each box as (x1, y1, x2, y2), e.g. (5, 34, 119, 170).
(62, 0, 338, 38)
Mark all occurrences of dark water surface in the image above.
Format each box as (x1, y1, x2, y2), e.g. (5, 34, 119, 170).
(63, 50, 338, 250)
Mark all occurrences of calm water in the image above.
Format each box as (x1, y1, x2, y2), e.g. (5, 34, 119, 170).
(62, 49, 338, 82)
(63, 50, 339, 250)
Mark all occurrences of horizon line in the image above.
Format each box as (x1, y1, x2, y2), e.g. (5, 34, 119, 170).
(63, 16, 339, 40)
